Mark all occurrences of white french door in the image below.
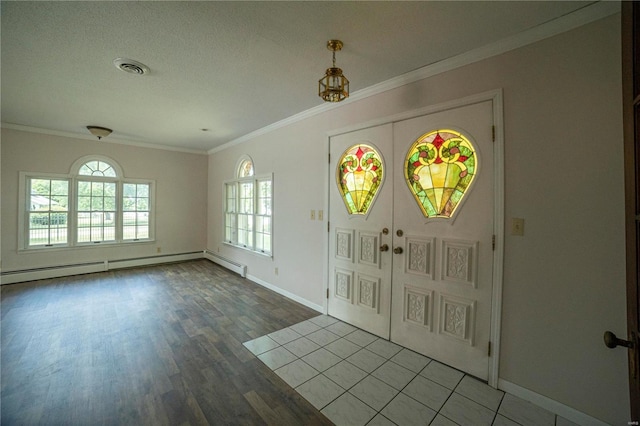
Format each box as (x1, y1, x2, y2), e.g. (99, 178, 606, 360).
(327, 97, 497, 380)
(389, 100, 494, 380)
(328, 124, 394, 339)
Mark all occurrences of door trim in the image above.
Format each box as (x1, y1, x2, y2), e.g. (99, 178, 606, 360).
(324, 89, 504, 387)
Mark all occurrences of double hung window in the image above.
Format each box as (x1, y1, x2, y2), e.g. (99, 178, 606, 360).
(224, 157, 273, 255)
(21, 156, 153, 249)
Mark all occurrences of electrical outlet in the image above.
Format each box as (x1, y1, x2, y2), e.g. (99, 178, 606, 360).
(511, 218, 525, 236)
(157, 247, 162, 253)
(318, 210, 324, 221)
(275, 267, 279, 276)
(310, 210, 316, 220)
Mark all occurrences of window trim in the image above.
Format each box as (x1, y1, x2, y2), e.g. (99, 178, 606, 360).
(18, 158, 155, 251)
(223, 172, 273, 257)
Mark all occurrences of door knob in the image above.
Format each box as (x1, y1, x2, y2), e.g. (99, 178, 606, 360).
(393, 247, 403, 254)
(380, 244, 389, 252)
(603, 331, 634, 349)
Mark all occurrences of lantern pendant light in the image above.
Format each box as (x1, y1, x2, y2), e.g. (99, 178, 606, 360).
(318, 40, 349, 102)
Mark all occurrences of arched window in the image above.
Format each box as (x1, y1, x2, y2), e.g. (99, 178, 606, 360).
(78, 160, 117, 177)
(19, 155, 154, 249)
(404, 129, 478, 219)
(75, 158, 119, 243)
(237, 156, 254, 178)
(224, 155, 272, 255)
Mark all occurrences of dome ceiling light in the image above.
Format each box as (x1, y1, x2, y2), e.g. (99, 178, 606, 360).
(86, 126, 112, 140)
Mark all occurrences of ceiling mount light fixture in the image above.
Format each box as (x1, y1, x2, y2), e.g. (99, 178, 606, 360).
(318, 39, 349, 103)
(113, 58, 149, 75)
(87, 126, 112, 140)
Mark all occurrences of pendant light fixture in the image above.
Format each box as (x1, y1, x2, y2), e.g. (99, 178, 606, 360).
(318, 40, 349, 102)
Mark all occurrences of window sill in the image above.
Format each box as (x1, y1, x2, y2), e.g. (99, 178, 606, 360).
(19, 239, 156, 253)
(223, 241, 272, 258)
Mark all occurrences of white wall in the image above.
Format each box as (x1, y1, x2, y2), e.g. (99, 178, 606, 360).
(1, 129, 208, 272)
(207, 14, 628, 424)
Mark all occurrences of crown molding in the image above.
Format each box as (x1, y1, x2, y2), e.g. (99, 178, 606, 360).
(209, 0, 620, 155)
(1, 123, 208, 155)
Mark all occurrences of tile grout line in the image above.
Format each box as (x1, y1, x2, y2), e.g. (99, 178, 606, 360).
(246, 316, 527, 426)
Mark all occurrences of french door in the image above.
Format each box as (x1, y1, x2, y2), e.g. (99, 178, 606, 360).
(389, 101, 494, 380)
(328, 124, 394, 339)
(328, 97, 498, 380)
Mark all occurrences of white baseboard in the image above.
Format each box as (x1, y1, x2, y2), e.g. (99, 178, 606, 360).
(0, 252, 202, 285)
(246, 273, 324, 314)
(497, 379, 609, 426)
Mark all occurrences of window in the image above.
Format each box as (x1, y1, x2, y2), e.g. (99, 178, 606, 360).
(336, 144, 384, 215)
(224, 156, 273, 255)
(122, 183, 150, 240)
(20, 156, 154, 249)
(77, 180, 117, 243)
(404, 129, 478, 218)
(27, 177, 69, 247)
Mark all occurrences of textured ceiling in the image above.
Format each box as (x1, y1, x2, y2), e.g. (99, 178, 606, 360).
(1, 1, 599, 152)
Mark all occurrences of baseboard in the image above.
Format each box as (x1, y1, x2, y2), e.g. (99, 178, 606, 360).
(246, 273, 324, 314)
(497, 379, 609, 426)
(0, 252, 202, 285)
(108, 252, 202, 270)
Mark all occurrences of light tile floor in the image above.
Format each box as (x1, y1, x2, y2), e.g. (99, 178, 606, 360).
(243, 315, 580, 426)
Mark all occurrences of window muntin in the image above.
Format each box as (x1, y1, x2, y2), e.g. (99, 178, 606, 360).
(224, 159, 272, 255)
(77, 180, 117, 243)
(27, 177, 69, 247)
(404, 129, 478, 219)
(237, 181, 254, 249)
(78, 160, 116, 177)
(255, 179, 272, 253)
(20, 156, 154, 250)
(123, 183, 150, 240)
(238, 159, 254, 178)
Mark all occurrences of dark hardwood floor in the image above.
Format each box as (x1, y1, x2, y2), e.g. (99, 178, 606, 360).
(1, 260, 333, 425)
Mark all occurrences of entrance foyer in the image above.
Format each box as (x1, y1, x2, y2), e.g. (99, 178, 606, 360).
(328, 96, 500, 382)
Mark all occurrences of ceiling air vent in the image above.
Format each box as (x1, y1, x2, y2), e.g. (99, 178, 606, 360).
(113, 58, 149, 75)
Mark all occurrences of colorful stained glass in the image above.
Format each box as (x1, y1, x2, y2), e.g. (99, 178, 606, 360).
(337, 144, 384, 215)
(404, 129, 478, 219)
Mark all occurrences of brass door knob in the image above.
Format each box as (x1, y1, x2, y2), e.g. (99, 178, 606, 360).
(380, 244, 389, 252)
(393, 247, 403, 254)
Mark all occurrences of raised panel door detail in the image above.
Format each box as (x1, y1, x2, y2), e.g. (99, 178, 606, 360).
(406, 236, 435, 279)
(403, 285, 433, 330)
(439, 294, 476, 345)
(357, 274, 380, 313)
(358, 231, 381, 268)
(334, 268, 354, 303)
(441, 239, 478, 288)
(335, 228, 355, 262)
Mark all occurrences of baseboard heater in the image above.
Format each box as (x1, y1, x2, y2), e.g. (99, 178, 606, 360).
(203, 250, 247, 278)
(1, 252, 203, 285)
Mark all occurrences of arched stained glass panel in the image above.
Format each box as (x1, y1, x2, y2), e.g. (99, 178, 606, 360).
(404, 129, 478, 219)
(336, 144, 384, 215)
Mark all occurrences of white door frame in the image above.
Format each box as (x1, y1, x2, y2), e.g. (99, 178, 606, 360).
(323, 89, 504, 387)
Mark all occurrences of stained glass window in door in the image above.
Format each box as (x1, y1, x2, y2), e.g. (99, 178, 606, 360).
(405, 129, 478, 218)
(336, 144, 384, 215)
